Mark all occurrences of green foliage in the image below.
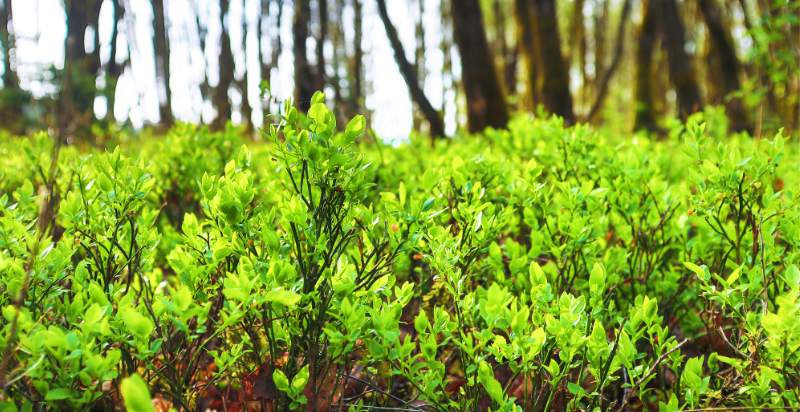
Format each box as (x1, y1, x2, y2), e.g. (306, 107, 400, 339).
(1, 98, 800, 410)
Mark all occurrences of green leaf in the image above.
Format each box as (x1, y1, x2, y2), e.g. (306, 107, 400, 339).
(291, 365, 309, 393)
(308, 102, 332, 131)
(477, 360, 504, 405)
(120, 307, 154, 339)
(421, 197, 435, 211)
(264, 288, 301, 307)
(45, 388, 73, 401)
(120, 374, 155, 412)
(683, 262, 710, 281)
(589, 262, 606, 297)
(345, 115, 366, 139)
(273, 368, 290, 393)
(311, 91, 326, 104)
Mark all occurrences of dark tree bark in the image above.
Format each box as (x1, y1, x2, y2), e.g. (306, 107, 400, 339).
(348, 0, 363, 117)
(105, 0, 125, 122)
(213, 0, 234, 129)
(152, 0, 173, 125)
(451, 0, 509, 131)
(634, 0, 659, 132)
(376, 0, 444, 138)
(293, 0, 314, 111)
(314, 0, 328, 91)
(193, 2, 210, 110)
(413, 0, 426, 129)
(531, 0, 575, 123)
(494, 0, 517, 97)
(659, 0, 702, 120)
(239, 0, 252, 131)
(63, 0, 101, 124)
(259, 0, 270, 85)
(514, 0, 539, 108)
(570, 0, 587, 104)
(586, 0, 631, 121)
(0, 0, 19, 89)
(698, 0, 752, 133)
(85, 5, 102, 79)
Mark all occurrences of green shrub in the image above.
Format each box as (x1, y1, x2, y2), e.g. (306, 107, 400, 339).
(1, 95, 799, 410)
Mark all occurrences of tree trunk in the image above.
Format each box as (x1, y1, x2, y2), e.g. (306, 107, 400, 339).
(570, 0, 587, 105)
(698, 0, 752, 133)
(634, 0, 659, 132)
(413, 0, 426, 130)
(63, 0, 100, 124)
(239, 3, 253, 132)
(659, 0, 702, 120)
(586, 0, 631, 121)
(451, 0, 509, 131)
(314, 0, 327, 91)
(213, 0, 234, 129)
(105, 0, 125, 122)
(514, 0, 539, 109)
(193, 1, 210, 115)
(494, 0, 517, 97)
(152, 0, 173, 125)
(348, 0, 363, 117)
(0, 0, 19, 89)
(293, 0, 314, 111)
(375, 0, 444, 138)
(531, 0, 575, 123)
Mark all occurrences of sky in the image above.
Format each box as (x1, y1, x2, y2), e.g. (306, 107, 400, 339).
(8, 0, 460, 142)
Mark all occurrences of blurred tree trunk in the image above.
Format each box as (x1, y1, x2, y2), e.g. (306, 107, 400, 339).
(348, 0, 363, 118)
(586, 0, 631, 121)
(105, 0, 125, 122)
(314, 0, 327, 91)
(0, 0, 19, 90)
(634, 0, 659, 132)
(451, 0, 509, 131)
(569, 0, 587, 106)
(86, 5, 102, 80)
(698, 0, 752, 133)
(64, 0, 101, 125)
(330, 0, 346, 122)
(239, 1, 253, 132)
(293, 0, 313, 111)
(531, 0, 575, 123)
(493, 0, 516, 97)
(593, 0, 608, 89)
(376, 0, 444, 138)
(213, 0, 234, 129)
(193, 2, 210, 115)
(659, 0, 702, 120)
(514, 0, 539, 109)
(152, 0, 173, 126)
(413, 0, 426, 130)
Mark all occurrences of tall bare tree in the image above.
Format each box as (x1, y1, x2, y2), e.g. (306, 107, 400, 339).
(348, 0, 363, 117)
(152, 0, 173, 125)
(634, 0, 659, 132)
(514, 0, 539, 109)
(0, 0, 19, 90)
(293, 0, 314, 111)
(698, 0, 751, 132)
(531, 0, 575, 123)
(213, 0, 234, 128)
(586, 0, 631, 121)
(104, 0, 125, 122)
(63, 0, 101, 125)
(451, 0, 509, 131)
(660, 0, 702, 120)
(376, 0, 444, 138)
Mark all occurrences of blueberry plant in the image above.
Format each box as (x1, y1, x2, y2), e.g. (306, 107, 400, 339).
(1, 96, 799, 411)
